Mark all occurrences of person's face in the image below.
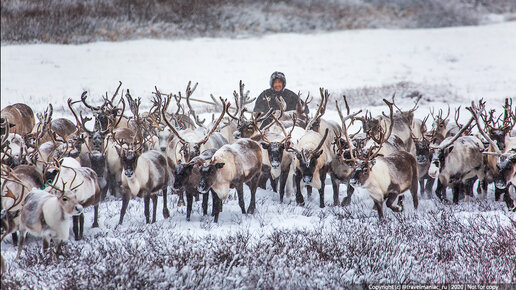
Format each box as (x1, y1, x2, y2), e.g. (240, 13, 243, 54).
(273, 79, 283, 92)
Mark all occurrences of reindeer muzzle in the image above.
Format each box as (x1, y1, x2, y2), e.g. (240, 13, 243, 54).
(302, 175, 313, 184)
(73, 205, 84, 216)
(416, 156, 428, 164)
(271, 161, 281, 168)
(495, 179, 507, 189)
(124, 169, 134, 177)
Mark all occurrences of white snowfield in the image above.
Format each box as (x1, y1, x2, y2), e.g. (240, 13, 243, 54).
(2, 21, 516, 107)
(1, 22, 516, 287)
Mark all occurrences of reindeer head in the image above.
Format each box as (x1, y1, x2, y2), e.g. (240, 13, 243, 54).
(197, 160, 225, 194)
(119, 148, 140, 178)
(414, 137, 431, 165)
(56, 191, 83, 216)
(173, 162, 196, 190)
(47, 179, 84, 216)
(428, 146, 454, 179)
(493, 152, 516, 189)
(287, 129, 329, 185)
(349, 159, 375, 188)
(430, 106, 450, 135)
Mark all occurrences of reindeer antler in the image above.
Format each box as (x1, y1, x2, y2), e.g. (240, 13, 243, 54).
(181, 81, 205, 128)
(195, 98, 229, 148)
(160, 92, 188, 144)
(306, 88, 329, 130)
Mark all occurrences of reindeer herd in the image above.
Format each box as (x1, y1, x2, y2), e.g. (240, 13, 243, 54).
(1, 81, 515, 272)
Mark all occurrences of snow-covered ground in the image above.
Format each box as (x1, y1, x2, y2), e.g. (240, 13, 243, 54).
(1, 22, 516, 287)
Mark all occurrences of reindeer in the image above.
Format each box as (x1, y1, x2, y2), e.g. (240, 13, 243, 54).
(287, 128, 331, 208)
(254, 114, 297, 202)
(173, 149, 219, 221)
(113, 107, 171, 226)
(160, 90, 228, 205)
(428, 104, 486, 203)
(16, 186, 83, 258)
(1, 165, 44, 245)
(347, 99, 419, 218)
(470, 100, 516, 210)
(198, 138, 263, 222)
(79, 82, 129, 131)
(333, 95, 364, 206)
(148, 88, 195, 153)
(1, 103, 35, 136)
(48, 157, 101, 240)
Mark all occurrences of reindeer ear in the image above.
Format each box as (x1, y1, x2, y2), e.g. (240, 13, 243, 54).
(444, 146, 454, 156)
(261, 142, 270, 150)
(313, 150, 323, 159)
(9, 209, 21, 219)
(115, 145, 122, 157)
(215, 162, 225, 169)
(370, 159, 376, 166)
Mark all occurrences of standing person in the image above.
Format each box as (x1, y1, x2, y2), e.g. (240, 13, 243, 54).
(253, 71, 309, 116)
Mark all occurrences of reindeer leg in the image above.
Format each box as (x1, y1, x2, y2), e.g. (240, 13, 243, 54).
(419, 178, 425, 198)
(318, 169, 328, 208)
(411, 165, 419, 209)
(202, 190, 209, 216)
(495, 187, 503, 201)
(151, 194, 158, 223)
(331, 174, 339, 206)
(452, 183, 461, 204)
(144, 194, 151, 224)
(279, 169, 289, 203)
(177, 189, 185, 207)
(43, 238, 50, 252)
(16, 230, 26, 259)
(294, 169, 305, 206)
(101, 183, 108, 201)
(108, 173, 116, 197)
(55, 240, 63, 256)
(119, 191, 130, 225)
(397, 195, 405, 209)
(247, 176, 259, 214)
(271, 177, 278, 193)
(425, 176, 435, 198)
(73, 215, 80, 240)
(79, 212, 85, 240)
(341, 183, 355, 206)
(236, 183, 246, 214)
(92, 204, 99, 228)
(162, 185, 170, 218)
(186, 191, 193, 221)
(373, 199, 384, 219)
(435, 179, 446, 202)
(386, 191, 403, 212)
(258, 169, 269, 190)
(212, 192, 221, 223)
(502, 187, 515, 211)
(307, 186, 312, 198)
(11, 232, 18, 246)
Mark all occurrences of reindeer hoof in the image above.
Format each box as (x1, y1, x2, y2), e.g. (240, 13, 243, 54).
(92, 222, 99, 228)
(177, 200, 185, 207)
(341, 197, 351, 206)
(247, 207, 255, 214)
(163, 209, 170, 219)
